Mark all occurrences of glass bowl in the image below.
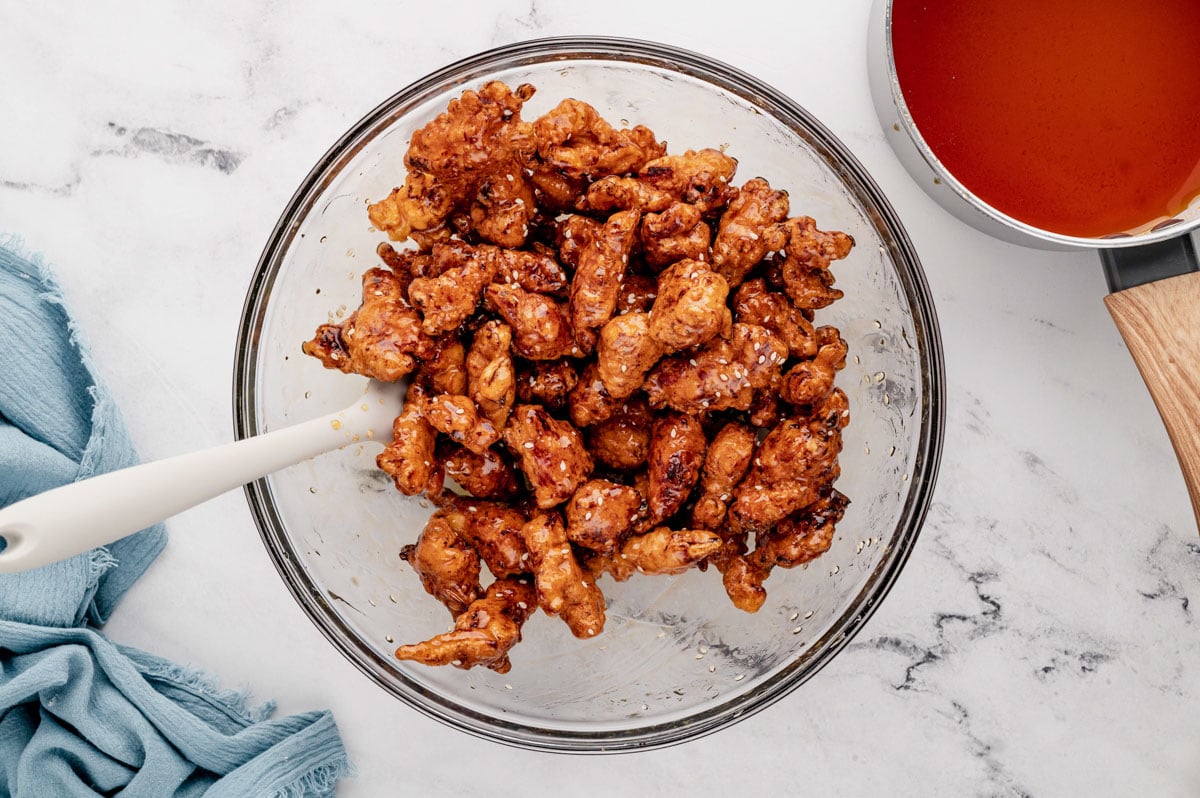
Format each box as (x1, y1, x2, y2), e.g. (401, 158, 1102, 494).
(233, 37, 944, 753)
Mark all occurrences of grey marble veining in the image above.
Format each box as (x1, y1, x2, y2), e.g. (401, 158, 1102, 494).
(2, 2, 1197, 796)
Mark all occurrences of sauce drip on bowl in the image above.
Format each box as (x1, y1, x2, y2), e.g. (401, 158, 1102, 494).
(891, 0, 1200, 238)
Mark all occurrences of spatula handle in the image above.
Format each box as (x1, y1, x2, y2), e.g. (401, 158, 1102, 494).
(1105, 270, 1200, 533)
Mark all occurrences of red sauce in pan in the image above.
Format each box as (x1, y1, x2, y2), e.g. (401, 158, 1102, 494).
(891, 0, 1200, 238)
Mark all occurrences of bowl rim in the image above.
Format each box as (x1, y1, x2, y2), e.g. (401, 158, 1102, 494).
(233, 34, 946, 754)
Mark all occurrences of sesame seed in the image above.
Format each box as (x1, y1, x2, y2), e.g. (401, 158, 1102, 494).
(559, 461, 567, 471)
(517, 601, 527, 608)
(585, 511, 592, 520)
(620, 364, 628, 373)
(523, 441, 534, 449)
(689, 358, 698, 366)
(757, 355, 765, 364)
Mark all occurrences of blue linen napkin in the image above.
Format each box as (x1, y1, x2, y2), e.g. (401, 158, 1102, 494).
(0, 240, 350, 796)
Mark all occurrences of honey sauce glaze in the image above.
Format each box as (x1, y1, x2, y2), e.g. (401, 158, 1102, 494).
(891, 0, 1200, 238)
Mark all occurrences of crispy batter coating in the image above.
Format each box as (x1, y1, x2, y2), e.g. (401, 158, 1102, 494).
(370, 82, 536, 243)
(555, 214, 598, 270)
(710, 178, 790, 286)
(641, 202, 711, 270)
(393, 577, 537, 673)
(586, 394, 653, 471)
(400, 513, 482, 616)
(647, 260, 730, 353)
(376, 383, 439, 495)
(643, 323, 788, 414)
(615, 272, 658, 315)
(777, 216, 854, 310)
(748, 389, 782, 429)
(582, 176, 675, 213)
(732, 277, 818, 359)
(468, 169, 537, 248)
(515, 359, 578, 410)
(303, 268, 435, 382)
(727, 416, 843, 533)
(567, 362, 622, 428)
(466, 320, 515, 429)
(416, 335, 469, 395)
(637, 148, 738, 213)
(723, 489, 850, 612)
(647, 412, 706, 523)
(521, 512, 606, 638)
(502, 404, 594, 509)
(484, 282, 583, 361)
(780, 328, 848, 407)
(490, 245, 569, 296)
(408, 242, 498, 335)
(531, 98, 666, 179)
(596, 311, 663, 399)
(528, 168, 589, 212)
(810, 387, 851, 432)
(690, 422, 757, 531)
(438, 441, 522, 500)
(587, 527, 722, 582)
(569, 209, 640, 338)
(439, 500, 530, 579)
(565, 479, 644, 553)
(418, 393, 500, 455)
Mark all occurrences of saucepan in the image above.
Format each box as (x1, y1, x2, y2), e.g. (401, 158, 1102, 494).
(868, 0, 1200, 529)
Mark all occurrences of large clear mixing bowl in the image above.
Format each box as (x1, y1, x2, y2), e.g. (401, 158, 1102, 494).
(233, 37, 944, 752)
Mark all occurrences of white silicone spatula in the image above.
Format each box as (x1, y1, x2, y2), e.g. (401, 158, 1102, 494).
(0, 380, 404, 574)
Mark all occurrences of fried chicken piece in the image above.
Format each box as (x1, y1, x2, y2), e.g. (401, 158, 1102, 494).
(690, 422, 757, 531)
(582, 176, 675, 213)
(596, 311, 663, 399)
(393, 577, 537, 673)
(408, 242, 499, 335)
(303, 268, 436, 382)
(727, 416, 843, 533)
(416, 334, 468, 395)
(732, 277, 817, 359)
(468, 169, 537, 248)
(569, 209, 640, 339)
(484, 282, 583, 361)
(643, 323, 788, 414)
(555, 214, 599, 270)
(528, 168, 589, 212)
(417, 393, 500, 455)
(585, 394, 653, 471)
(647, 412, 706, 523)
(489, 245, 569, 297)
(776, 216, 855, 310)
(567, 362, 622, 427)
(615, 272, 658, 315)
(565, 479, 644, 553)
(809, 387, 851, 433)
(502, 404, 593, 509)
(515, 359, 578, 410)
(647, 260, 730, 353)
(723, 489, 849, 612)
(376, 383, 438, 495)
(400, 513, 482, 616)
(466, 320, 515, 429)
(637, 148, 739, 213)
(748, 389, 782, 429)
(376, 242, 433, 301)
(641, 202, 711, 270)
(587, 527, 722, 582)
(710, 178, 790, 286)
(531, 98, 666, 179)
(438, 441, 522, 500)
(521, 512, 606, 638)
(780, 327, 848, 406)
(370, 82, 536, 242)
(439, 500, 530, 579)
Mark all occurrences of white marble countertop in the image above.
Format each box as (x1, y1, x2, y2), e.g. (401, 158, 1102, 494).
(3, 2, 1198, 795)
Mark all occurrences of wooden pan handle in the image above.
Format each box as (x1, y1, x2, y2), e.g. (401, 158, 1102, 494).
(1105, 270, 1200, 532)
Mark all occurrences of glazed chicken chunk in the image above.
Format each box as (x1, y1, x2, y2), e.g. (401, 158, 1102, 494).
(393, 577, 537, 673)
(531, 98, 666, 179)
(569, 209, 640, 338)
(485, 282, 583, 361)
(400, 513, 482, 616)
(640, 202, 711, 269)
(587, 527, 723, 582)
(502, 404, 594, 508)
(647, 260, 731, 353)
(303, 268, 435, 382)
(643, 323, 788, 414)
(437, 500, 530, 579)
(376, 383, 439, 496)
(646, 411, 707, 523)
(565, 479, 645, 553)
(711, 178, 791, 287)
(466, 319, 516, 429)
(596, 311, 663, 399)
(521, 512, 607, 638)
